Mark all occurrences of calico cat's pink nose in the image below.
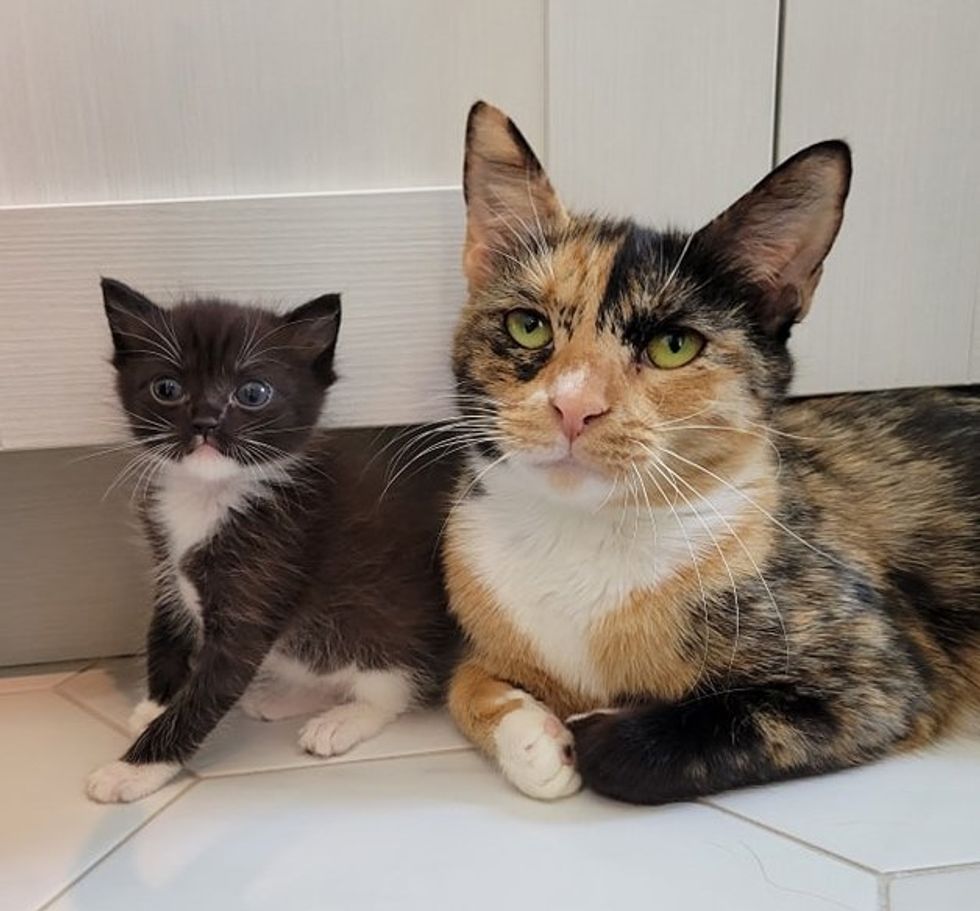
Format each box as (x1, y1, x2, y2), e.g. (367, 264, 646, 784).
(550, 389, 609, 442)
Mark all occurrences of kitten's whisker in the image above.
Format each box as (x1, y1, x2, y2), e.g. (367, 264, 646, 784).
(69, 434, 172, 464)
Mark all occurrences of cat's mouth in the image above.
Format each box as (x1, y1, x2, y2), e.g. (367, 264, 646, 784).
(185, 437, 226, 460)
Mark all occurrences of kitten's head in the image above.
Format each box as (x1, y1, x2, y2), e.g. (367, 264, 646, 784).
(102, 281, 341, 481)
(454, 101, 850, 507)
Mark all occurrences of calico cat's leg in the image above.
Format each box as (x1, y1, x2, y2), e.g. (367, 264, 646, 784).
(129, 600, 198, 735)
(448, 660, 581, 800)
(86, 621, 277, 803)
(568, 682, 885, 805)
(298, 667, 414, 757)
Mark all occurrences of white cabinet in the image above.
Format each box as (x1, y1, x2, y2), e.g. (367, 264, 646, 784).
(0, 1, 977, 663)
(779, 0, 980, 395)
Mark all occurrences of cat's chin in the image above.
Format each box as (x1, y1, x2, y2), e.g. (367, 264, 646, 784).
(173, 445, 244, 482)
(505, 453, 618, 510)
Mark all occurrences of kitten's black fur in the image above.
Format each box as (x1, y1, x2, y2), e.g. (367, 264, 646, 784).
(100, 279, 460, 779)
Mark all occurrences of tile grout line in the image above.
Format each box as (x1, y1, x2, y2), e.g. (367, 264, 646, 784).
(888, 858, 980, 878)
(54, 687, 132, 738)
(769, 0, 787, 168)
(0, 660, 98, 696)
(701, 800, 884, 878)
(34, 778, 201, 911)
(193, 743, 478, 782)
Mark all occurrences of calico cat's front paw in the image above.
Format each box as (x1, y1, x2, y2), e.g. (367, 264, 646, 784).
(298, 702, 392, 757)
(85, 760, 181, 803)
(494, 702, 582, 800)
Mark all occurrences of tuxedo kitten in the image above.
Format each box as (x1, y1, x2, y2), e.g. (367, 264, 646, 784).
(87, 279, 459, 802)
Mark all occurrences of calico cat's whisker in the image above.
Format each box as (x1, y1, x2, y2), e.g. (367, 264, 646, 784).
(646, 455, 743, 675)
(656, 455, 791, 676)
(656, 232, 695, 301)
(381, 431, 506, 500)
(592, 473, 622, 515)
(659, 424, 785, 474)
(648, 404, 717, 429)
(642, 462, 714, 691)
(631, 462, 659, 565)
(658, 446, 841, 565)
(744, 418, 819, 442)
(434, 449, 513, 550)
(486, 187, 541, 262)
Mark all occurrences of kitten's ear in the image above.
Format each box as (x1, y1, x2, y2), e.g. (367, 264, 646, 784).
(281, 293, 342, 382)
(463, 101, 568, 293)
(695, 140, 851, 334)
(101, 277, 166, 357)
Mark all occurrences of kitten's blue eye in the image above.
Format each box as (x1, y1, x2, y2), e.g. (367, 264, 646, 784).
(235, 380, 273, 409)
(150, 377, 184, 404)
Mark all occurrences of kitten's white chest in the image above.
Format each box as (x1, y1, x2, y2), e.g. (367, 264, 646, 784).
(457, 471, 742, 699)
(152, 469, 265, 621)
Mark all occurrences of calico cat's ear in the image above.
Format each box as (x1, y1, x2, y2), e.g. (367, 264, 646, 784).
(101, 277, 167, 358)
(281, 293, 342, 382)
(463, 101, 568, 293)
(695, 141, 852, 335)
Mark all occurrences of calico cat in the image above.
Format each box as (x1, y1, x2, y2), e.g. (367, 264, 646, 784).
(87, 280, 459, 802)
(444, 102, 980, 803)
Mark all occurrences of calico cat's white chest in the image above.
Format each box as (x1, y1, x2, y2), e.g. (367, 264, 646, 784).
(457, 471, 746, 699)
(458, 492, 677, 698)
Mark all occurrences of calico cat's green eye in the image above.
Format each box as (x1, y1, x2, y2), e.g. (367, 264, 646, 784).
(505, 309, 553, 349)
(646, 329, 705, 369)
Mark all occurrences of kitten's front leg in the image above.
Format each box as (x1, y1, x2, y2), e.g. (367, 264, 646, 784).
(448, 659, 581, 800)
(86, 620, 277, 803)
(129, 598, 199, 736)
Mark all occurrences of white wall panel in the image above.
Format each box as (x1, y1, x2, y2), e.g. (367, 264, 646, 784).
(0, 0, 544, 205)
(779, 0, 980, 395)
(0, 189, 465, 450)
(548, 0, 778, 228)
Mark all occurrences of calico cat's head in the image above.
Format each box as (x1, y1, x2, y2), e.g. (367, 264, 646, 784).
(454, 101, 850, 507)
(102, 280, 341, 481)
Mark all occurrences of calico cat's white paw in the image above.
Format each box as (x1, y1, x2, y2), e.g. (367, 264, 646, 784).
(85, 760, 181, 803)
(298, 702, 392, 757)
(128, 698, 167, 735)
(494, 703, 582, 800)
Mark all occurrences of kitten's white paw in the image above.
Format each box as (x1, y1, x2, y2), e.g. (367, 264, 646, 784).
(85, 760, 181, 803)
(495, 703, 582, 800)
(240, 685, 330, 722)
(128, 698, 166, 736)
(299, 702, 393, 757)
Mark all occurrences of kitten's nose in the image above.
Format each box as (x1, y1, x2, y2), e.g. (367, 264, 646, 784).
(191, 415, 220, 437)
(550, 389, 609, 442)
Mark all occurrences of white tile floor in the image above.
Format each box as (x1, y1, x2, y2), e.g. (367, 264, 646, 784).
(1, 658, 977, 910)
